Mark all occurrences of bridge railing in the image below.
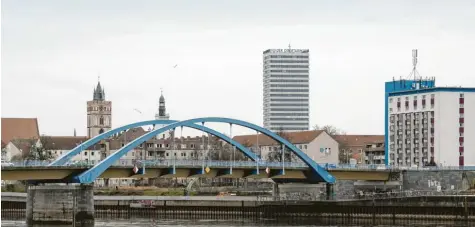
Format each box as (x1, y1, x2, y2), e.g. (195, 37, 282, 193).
(136, 160, 308, 168)
(4, 159, 475, 172)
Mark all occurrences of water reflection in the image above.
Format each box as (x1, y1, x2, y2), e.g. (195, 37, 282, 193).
(0, 219, 461, 227)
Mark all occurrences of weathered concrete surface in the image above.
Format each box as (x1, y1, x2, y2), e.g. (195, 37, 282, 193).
(402, 170, 475, 191)
(26, 184, 94, 226)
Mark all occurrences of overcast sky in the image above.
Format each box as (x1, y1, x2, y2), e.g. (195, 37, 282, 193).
(2, 0, 475, 137)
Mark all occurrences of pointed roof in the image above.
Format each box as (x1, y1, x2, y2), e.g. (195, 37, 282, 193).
(93, 81, 105, 101)
(159, 89, 165, 102)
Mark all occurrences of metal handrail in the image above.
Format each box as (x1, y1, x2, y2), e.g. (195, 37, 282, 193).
(4, 159, 475, 172)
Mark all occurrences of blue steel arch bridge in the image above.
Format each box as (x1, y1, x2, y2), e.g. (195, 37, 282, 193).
(3, 117, 337, 184)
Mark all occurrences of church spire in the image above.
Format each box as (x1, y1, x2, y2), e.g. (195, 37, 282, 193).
(93, 77, 105, 101)
(159, 89, 166, 117)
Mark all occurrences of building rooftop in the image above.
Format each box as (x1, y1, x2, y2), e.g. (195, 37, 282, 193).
(334, 135, 385, 148)
(389, 87, 475, 96)
(1, 118, 40, 145)
(44, 136, 102, 150)
(233, 130, 325, 147)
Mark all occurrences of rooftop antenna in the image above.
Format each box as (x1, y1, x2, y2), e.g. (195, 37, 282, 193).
(406, 49, 421, 80)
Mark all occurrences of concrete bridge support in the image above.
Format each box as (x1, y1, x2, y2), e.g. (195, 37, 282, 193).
(26, 184, 94, 226)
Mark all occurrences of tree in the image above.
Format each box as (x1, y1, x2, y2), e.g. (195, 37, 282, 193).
(313, 124, 346, 136)
(266, 127, 298, 162)
(11, 136, 54, 161)
(313, 124, 350, 163)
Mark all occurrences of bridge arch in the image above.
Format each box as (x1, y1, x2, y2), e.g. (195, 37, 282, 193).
(50, 120, 258, 166)
(50, 120, 176, 166)
(75, 117, 335, 184)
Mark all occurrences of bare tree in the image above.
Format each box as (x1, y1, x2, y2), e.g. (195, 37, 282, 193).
(313, 124, 346, 136)
(11, 136, 54, 161)
(313, 125, 351, 163)
(266, 127, 298, 162)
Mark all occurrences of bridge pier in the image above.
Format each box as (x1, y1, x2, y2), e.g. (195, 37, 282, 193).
(26, 184, 94, 226)
(326, 183, 335, 200)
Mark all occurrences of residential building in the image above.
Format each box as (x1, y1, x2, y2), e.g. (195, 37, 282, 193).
(263, 47, 310, 132)
(364, 141, 385, 165)
(384, 78, 436, 165)
(46, 136, 102, 164)
(387, 87, 475, 166)
(233, 130, 339, 164)
(334, 135, 384, 164)
(1, 118, 40, 161)
(87, 80, 112, 138)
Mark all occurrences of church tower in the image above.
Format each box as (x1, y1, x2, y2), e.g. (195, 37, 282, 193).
(87, 80, 112, 138)
(154, 90, 170, 139)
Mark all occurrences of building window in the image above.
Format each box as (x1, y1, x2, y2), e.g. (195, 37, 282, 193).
(99, 116, 104, 125)
(389, 98, 393, 103)
(166, 153, 169, 156)
(304, 145, 307, 149)
(84, 152, 87, 156)
(91, 152, 94, 156)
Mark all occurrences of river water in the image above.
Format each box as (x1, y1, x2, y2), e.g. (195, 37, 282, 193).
(0, 219, 463, 227)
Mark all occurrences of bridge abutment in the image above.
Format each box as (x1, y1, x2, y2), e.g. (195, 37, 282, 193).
(26, 184, 94, 226)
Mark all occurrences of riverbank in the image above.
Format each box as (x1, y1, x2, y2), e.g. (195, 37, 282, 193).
(2, 193, 475, 226)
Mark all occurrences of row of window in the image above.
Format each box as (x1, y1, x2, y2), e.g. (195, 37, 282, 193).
(87, 106, 111, 112)
(267, 60, 309, 63)
(269, 80, 308, 83)
(269, 127, 309, 131)
(267, 75, 309, 78)
(265, 55, 309, 59)
(267, 65, 308, 69)
(269, 84, 308, 88)
(269, 94, 309, 97)
(267, 122, 309, 126)
(268, 70, 309, 73)
(269, 103, 308, 107)
(269, 118, 309, 121)
(389, 93, 465, 103)
(270, 89, 309, 93)
(269, 113, 308, 116)
(270, 108, 309, 112)
(270, 98, 309, 102)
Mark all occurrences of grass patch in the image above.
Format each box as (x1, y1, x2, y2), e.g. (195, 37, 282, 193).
(94, 186, 197, 196)
(1, 184, 26, 193)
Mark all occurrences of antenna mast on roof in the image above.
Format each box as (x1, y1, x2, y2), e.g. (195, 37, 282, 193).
(406, 49, 421, 80)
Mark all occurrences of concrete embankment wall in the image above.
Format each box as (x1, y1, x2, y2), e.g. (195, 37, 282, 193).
(3, 192, 475, 225)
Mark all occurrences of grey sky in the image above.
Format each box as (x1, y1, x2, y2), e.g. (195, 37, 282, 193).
(2, 0, 475, 137)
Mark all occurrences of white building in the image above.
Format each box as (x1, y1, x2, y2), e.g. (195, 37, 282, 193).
(233, 130, 339, 165)
(1, 118, 41, 161)
(387, 87, 475, 167)
(263, 47, 310, 132)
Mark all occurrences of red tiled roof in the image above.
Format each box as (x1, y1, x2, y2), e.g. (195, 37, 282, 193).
(44, 136, 102, 150)
(334, 135, 384, 147)
(1, 118, 40, 145)
(233, 130, 325, 147)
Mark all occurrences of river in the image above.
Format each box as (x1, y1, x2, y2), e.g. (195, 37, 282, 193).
(0, 219, 463, 227)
